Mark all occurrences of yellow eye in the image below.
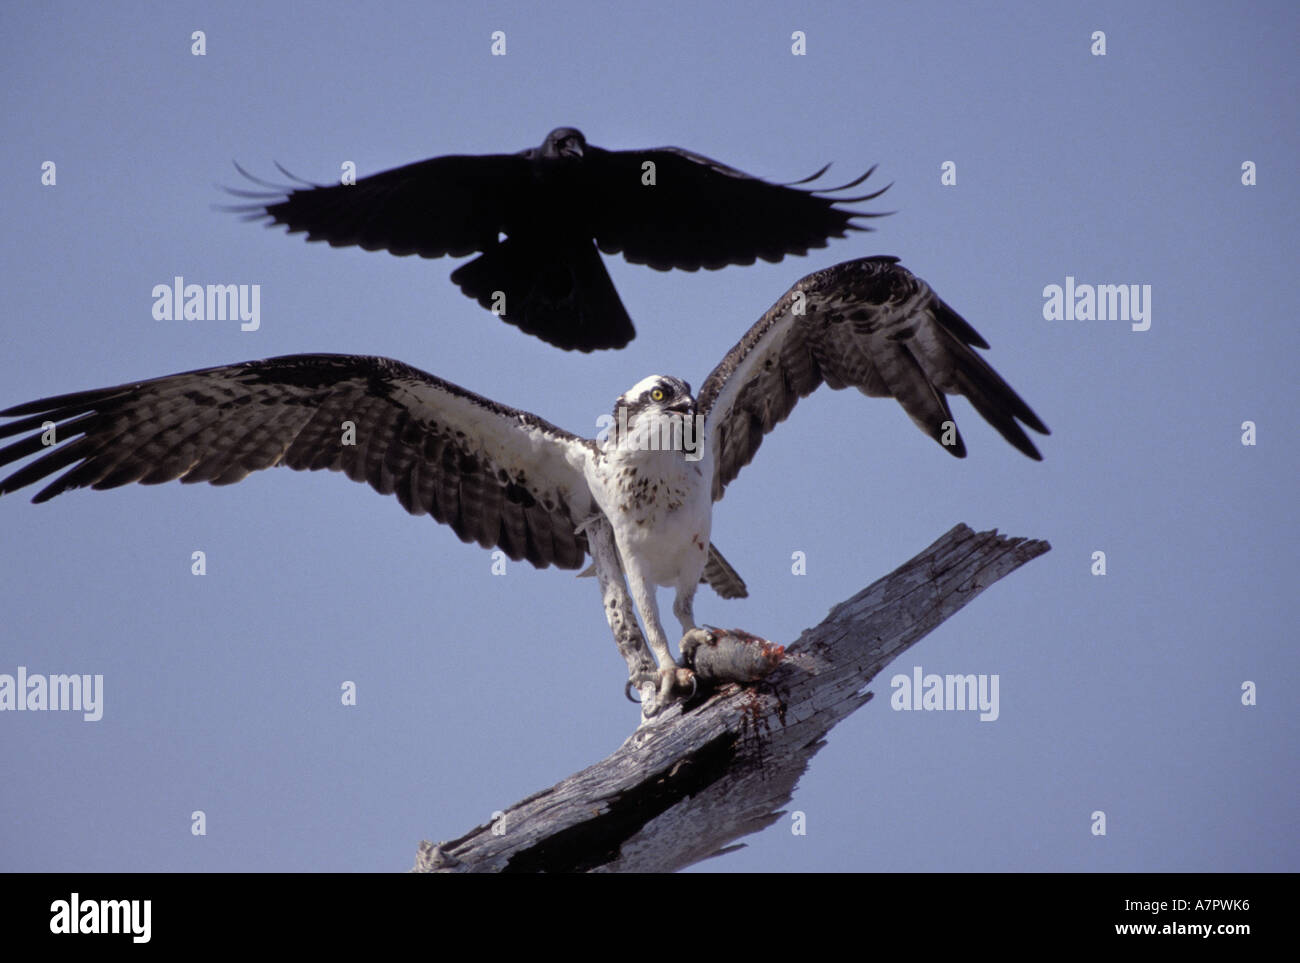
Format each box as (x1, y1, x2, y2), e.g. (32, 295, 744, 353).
(651, 388, 665, 402)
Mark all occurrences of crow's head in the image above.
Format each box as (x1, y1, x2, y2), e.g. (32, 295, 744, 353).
(542, 127, 586, 160)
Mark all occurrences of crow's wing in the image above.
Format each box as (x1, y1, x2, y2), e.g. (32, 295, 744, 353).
(225, 153, 533, 258)
(585, 145, 889, 271)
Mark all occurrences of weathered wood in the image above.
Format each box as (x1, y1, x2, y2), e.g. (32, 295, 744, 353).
(413, 523, 1049, 873)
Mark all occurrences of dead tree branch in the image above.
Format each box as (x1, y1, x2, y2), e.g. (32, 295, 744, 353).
(413, 523, 1050, 873)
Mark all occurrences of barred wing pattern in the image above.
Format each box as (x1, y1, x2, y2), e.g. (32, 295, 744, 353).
(698, 256, 1049, 501)
(0, 354, 596, 569)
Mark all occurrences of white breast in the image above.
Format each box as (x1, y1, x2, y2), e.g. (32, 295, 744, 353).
(586, 445, 713, 589)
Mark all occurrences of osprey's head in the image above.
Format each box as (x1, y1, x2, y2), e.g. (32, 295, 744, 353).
(616, 375, 695, 421)
(542, 127, 586, 160)
(607, 376, 703, 460)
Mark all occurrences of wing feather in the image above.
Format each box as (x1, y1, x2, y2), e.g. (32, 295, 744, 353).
(586, 146, 889, 270)
(226, 155, 531, 258)
(697, 257, 1050, 500)
(0, 355, 596, 569)
(222, 132, 885, 352)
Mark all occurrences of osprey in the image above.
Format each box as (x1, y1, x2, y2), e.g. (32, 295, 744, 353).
(0, 257, 1047, 713)
(224, 127, 887, 352)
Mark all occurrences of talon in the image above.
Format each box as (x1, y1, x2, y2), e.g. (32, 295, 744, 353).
(673, 667, 696, 694)
(654, 665, 696, 704)
(678, 626, 717, 668)
(632, 665, 697, 717)
(656, 669, 675, 707)
(626, 668, 659, 705)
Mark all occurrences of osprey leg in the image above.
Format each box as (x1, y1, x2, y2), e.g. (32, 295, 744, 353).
(672, 590, 696, 637)
(583, 516, 656, 687)
(622, 562, 697, 708)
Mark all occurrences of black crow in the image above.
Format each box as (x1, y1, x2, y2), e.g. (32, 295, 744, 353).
(223, 127, 889, 351)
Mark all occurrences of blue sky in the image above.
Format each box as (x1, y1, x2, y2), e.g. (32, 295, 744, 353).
(1, 1, 1295, 872)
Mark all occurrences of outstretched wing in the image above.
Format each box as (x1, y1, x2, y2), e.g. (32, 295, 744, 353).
(223, 153, 532, 258)
(0, 355, 595, 568)
(697, 256, 1050, 501)
(585, 145, 890, 271)
(220, 132, 887, 353)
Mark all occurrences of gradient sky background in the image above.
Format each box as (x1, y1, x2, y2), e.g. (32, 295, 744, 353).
(1, 1, 1295, 872)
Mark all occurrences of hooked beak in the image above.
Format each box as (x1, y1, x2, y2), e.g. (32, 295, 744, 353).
(667, 399, 695, 416)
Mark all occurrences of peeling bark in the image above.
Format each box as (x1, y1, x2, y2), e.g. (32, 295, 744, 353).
(413, 524, 1050, 873)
